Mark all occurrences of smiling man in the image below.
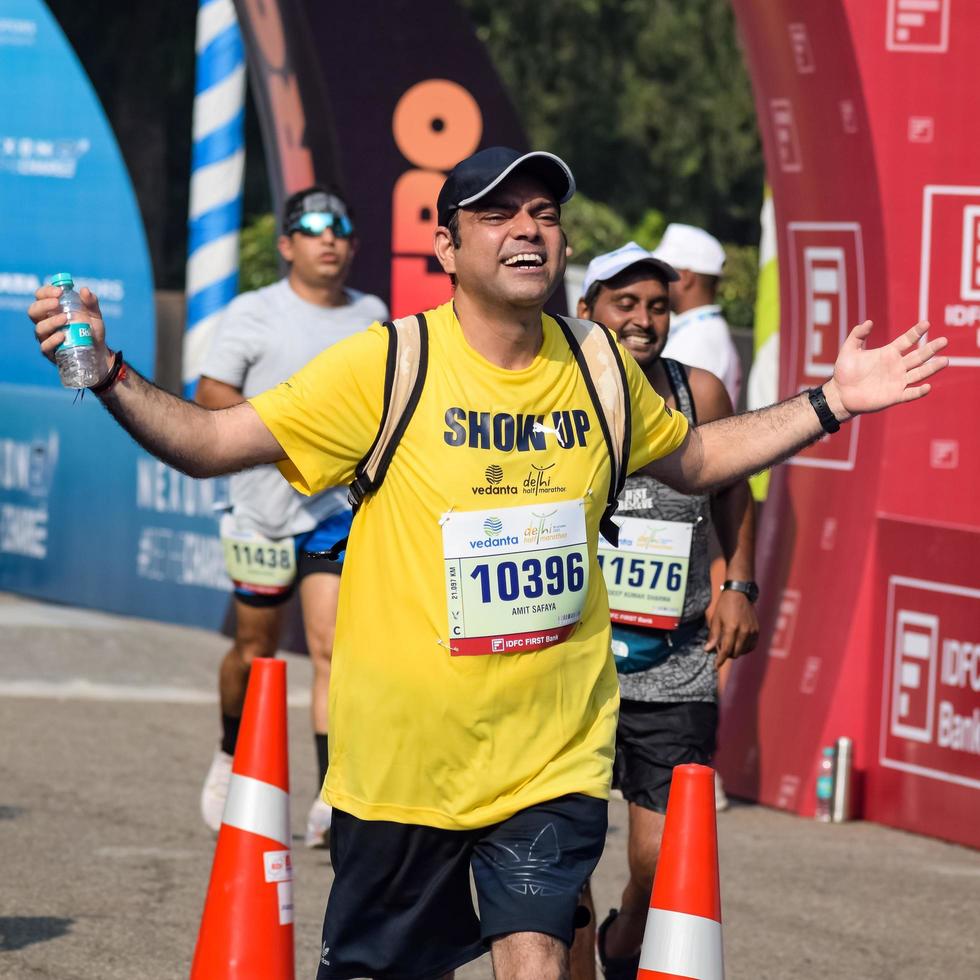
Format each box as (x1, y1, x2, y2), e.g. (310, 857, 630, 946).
(573, 244, 757, 979)
(28, 146, 947, 980)
(194, 186, 387, 849)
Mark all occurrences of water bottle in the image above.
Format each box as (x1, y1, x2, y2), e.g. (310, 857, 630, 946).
(51, 272, 102, 388)
(815, 745, 835, 822)
(831, 736, 854, 823)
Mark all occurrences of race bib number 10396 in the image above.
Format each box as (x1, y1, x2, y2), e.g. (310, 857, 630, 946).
(442, 499, 589, 656)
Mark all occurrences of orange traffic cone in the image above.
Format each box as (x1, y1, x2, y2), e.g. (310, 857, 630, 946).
(191, 658, 294, 979)
(637, 763, 723, 980)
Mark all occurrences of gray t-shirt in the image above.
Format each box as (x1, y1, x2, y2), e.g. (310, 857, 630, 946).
(200, 279, 388, 539)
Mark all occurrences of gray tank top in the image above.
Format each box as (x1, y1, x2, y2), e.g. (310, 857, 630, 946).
(617, 359, 716, 703)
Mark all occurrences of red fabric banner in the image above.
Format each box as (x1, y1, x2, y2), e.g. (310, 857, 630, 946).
(722, 0, 979, 848)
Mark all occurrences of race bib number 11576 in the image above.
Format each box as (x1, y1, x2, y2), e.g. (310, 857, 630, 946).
(442, 499, 589, 656)
(598, 516, 692, 630)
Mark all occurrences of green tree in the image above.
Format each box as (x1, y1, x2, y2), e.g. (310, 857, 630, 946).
(717, 243, 758, 329)
(459, 0, 763, 245)
(561, 194, 632, 264)
(238, 214, 281, 292)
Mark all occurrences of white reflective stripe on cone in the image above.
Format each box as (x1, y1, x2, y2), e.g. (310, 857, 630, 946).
(638, 908, 724, 980)
(222, 773, 290, 846)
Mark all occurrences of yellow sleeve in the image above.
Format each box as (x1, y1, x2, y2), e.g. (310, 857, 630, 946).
(248, 322, 387, 495)
(622, 344, 690, 473)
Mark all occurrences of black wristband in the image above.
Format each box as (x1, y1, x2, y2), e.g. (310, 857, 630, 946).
(89, 349, 124, 394)
(808, 385, 841, 434)
(721, 580, 759, 603)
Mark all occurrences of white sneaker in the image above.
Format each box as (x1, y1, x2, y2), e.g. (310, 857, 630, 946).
(714, 770, 730, 812)
(200, 749, 233, 832)
(305, 797, 333, 849)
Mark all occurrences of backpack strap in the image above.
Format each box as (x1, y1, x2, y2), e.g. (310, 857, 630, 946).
(662, 357, 698, 426)
(554, 315, 631, 546)
(320, 313, 428, 560)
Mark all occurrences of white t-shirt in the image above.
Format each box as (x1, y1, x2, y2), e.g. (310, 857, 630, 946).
(200, 279, 388, 538)
(661, 304, 742, 408)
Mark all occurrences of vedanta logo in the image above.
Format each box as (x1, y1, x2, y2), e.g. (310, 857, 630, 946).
(483, 517, 503, 536)
(469, 535, 520, 549)
(471, 464, 518, 496)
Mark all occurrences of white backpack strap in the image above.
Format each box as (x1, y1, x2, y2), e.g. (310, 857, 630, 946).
(349, 313, 428, 503)
(317, 314, 428, 562)
(554, 315, 631, 546)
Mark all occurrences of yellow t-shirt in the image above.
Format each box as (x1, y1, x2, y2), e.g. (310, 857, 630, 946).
(250, 301, 688, 829)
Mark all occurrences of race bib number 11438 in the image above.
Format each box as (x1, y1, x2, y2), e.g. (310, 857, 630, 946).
(442, 499, 589, 656)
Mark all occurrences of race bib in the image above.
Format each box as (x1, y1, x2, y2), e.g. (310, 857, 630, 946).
(598, 517, 692, 630)
(442, 499, 589, 656)
(220, 513, 296, 591)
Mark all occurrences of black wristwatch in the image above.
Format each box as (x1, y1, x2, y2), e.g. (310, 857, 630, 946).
(721, 580, 760, 603)
(808, 385, 841, 434)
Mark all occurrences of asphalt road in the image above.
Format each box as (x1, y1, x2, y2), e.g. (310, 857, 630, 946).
(1, 592, 977, 979)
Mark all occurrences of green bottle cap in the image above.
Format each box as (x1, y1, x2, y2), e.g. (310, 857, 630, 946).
(51, 272, 74, 288)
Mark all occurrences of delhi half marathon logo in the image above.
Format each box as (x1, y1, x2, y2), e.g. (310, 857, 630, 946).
(484, 517, 503, 537)
(523, 510, 568, 546)
(523, 462, 566, 496)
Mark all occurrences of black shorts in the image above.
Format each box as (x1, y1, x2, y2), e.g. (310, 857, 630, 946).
(315, 794, 608, 980)
(612, 699, 718, 814)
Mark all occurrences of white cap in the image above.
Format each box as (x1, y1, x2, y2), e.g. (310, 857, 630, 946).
(651, 223, 726, 276)
(582, 241, 679, 296)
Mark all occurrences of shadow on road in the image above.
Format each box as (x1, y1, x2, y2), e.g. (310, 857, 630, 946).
(0, 916, 74, 952)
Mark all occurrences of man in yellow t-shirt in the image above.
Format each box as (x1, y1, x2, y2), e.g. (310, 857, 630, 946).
(29, 146, 948, 980)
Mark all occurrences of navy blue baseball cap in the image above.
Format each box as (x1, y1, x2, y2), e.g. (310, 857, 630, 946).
(437, 147, 576, 227)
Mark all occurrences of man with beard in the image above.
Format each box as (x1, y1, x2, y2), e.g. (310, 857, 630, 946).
(28, 149, 946, 979)
(196, 186, 387, 848)
(573, 242, 758, 979)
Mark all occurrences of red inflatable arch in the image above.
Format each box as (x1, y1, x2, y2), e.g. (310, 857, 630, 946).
(722, 0, 979, 848)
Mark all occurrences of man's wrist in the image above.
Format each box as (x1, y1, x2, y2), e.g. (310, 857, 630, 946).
(721, 579, 759, 603)
(89, 349, 126, 395)
(820, 380, 852, 424)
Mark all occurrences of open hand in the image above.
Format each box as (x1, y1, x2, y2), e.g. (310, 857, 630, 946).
(28, 284, 111, 371)
(824, 320, 948, 420)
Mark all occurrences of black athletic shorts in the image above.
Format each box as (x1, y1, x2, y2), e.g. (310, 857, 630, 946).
(314, 794, 608, 980)
(612, 699, 718, 814)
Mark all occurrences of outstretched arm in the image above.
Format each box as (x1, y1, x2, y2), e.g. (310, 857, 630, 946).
(29, 286, 284, 478)
(649, 320, 948, 494)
